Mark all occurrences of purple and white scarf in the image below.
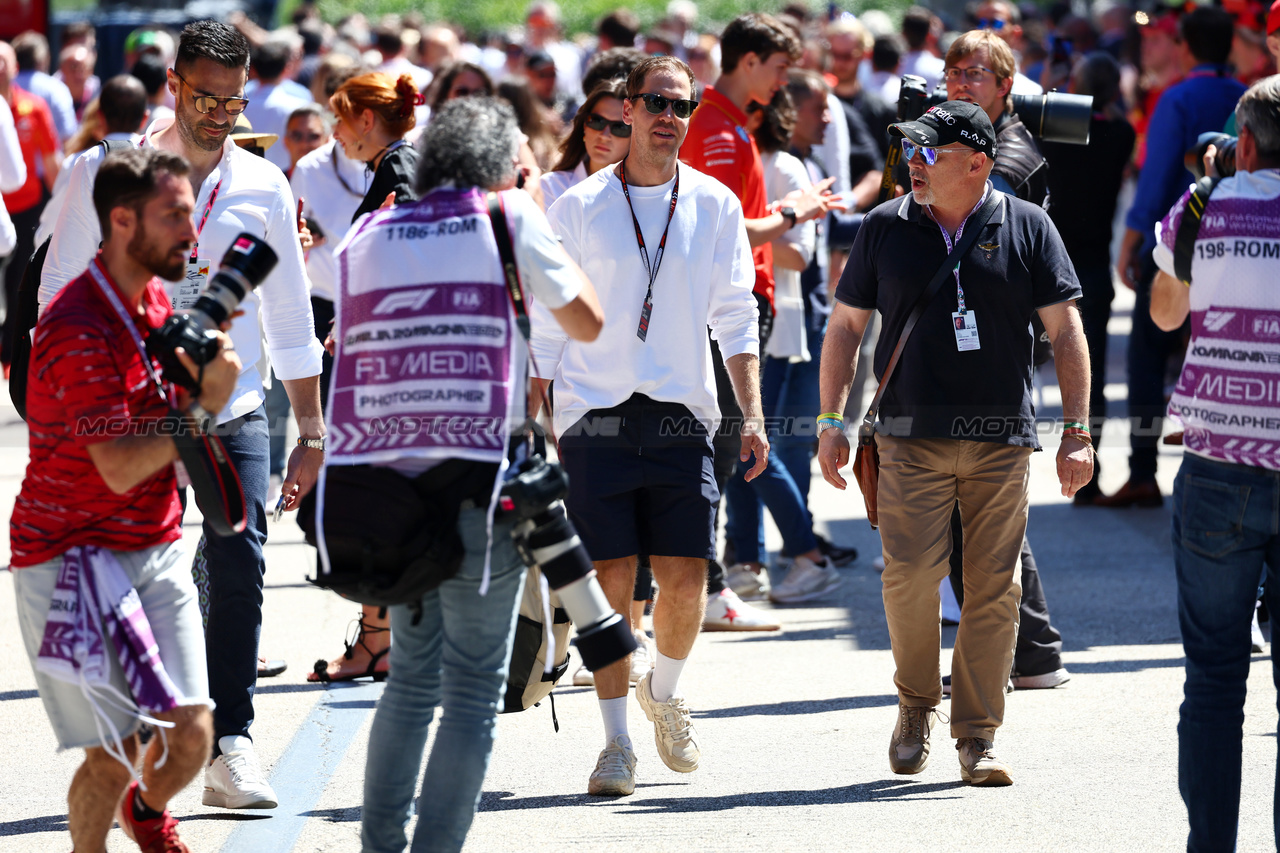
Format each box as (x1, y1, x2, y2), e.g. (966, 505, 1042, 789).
(35, 546, 187, 783)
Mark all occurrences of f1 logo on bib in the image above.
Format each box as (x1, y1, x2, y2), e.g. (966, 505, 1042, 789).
(372, 288, 438, 315)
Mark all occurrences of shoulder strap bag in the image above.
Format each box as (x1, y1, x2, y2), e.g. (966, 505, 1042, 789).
(853, 190, 1001, 528)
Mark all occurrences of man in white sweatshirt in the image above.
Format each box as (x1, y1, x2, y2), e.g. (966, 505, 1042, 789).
(530, 55, 764, 797)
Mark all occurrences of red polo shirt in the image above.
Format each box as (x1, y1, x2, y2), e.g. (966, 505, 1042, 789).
(10, 258, 182, 567)
(680, 85, 774, 306)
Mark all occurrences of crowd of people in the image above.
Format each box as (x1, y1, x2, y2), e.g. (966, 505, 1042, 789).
(2, 0, 1280, 850)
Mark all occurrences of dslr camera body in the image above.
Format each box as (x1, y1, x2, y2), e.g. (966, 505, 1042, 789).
(502, 455, 638, 671)
(1185, 132, 1238, 180)
(147, 233, 278, 394)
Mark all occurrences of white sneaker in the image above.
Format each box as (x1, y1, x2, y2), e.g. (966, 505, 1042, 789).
(572, 659, 595, 686)
(702, 588, 781, 631)
(630, 630, 655, 683)
(724, 563, 769, 600)
(635, 670, 700, 772)
(873, 555, 885, 573)
(587, 734, 637, 796)
(769, 556, 842, 604)
(1252, 603, 1267, 654)
(203, 736, 278, 809)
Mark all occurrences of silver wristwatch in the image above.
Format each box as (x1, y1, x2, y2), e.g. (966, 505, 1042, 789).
(187, 402, 215, 433)
(297, 437, 325, 451)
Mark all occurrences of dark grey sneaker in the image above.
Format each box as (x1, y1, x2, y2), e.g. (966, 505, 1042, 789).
(889, 703, 947, 774)
(957, 737, 1013, 786)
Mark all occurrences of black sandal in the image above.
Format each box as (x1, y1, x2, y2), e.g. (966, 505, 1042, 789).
(310, 613, 390, 683)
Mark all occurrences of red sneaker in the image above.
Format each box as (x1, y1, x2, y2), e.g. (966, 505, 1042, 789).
(117, 782, 190, 853)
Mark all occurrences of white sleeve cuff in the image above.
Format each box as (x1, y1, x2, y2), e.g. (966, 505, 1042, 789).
(267, 338, 325, 381)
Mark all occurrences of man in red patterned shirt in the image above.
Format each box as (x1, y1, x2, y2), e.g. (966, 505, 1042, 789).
(10, 147, 240, 853)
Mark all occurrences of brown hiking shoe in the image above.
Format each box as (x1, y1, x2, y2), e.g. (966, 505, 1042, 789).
(957, 737, 1013, 786)
(889, 703, 946, 774)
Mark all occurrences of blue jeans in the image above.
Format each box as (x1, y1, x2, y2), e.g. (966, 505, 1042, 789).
(727, 325, 825, 562)
(192, 406, 269, 744)
(361, 506, 527, 853)
(1173, 453, 1280, 852)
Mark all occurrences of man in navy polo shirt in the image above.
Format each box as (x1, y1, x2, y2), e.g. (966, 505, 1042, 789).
(817, 101, 1093, 786)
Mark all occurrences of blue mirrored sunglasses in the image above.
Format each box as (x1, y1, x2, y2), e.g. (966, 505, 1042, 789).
(900, 139, 972, 165)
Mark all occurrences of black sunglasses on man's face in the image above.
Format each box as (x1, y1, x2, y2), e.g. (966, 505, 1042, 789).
(631, 92, 699, 120)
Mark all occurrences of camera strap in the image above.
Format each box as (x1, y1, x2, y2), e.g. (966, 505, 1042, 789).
(486, 191, 559, 457)
(89, 259, 247, 537)
(1174, 176, 1221, 285)
(89, 259, 172, 405)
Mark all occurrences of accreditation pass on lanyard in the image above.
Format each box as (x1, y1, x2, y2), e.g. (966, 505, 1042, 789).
(618, 159, 678, 342)
(175, 180, 222, 312)
(934, 207, 981, 352)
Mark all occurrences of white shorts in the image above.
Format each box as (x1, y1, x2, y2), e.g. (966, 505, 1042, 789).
(13, 540, 212, 750)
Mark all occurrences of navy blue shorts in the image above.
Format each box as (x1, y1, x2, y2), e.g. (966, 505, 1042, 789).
(559, 394, 719, 563)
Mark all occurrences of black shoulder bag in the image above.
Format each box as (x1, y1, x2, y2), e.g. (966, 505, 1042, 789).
(853, 191, 1001, 528)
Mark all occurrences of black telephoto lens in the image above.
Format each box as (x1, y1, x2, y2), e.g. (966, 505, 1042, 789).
(1011, 92, 1092, 145)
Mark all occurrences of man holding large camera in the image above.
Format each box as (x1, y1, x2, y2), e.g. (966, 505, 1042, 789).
(817, 101, 1092, 786)
(39, 20, 324, 810)
(531, 55, 765, 796)
(1147, 75, 1280, 853)
(317, 96, 602, 853)
(10, 146, 240, 853)
(945, 30, 1048, 208)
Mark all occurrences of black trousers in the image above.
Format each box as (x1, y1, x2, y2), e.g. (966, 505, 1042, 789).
(2, 196, 46, 364)
(947, 504, 1064, 676)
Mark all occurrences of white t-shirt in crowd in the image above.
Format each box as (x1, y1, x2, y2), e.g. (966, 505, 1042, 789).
(36, 133, 141, 247)
(242, 81, 313, 173)
(901, 50, 945, 94)
(0, 95, 26, 193)
(539, 160, 588, 210)
(531, 163, 758, 439)
(41, 117, 324, 424)
(820, 92, 852, 196)
(761, 150, 815, 362)
(290, 140, 367, 301)
(1011, 72, 1043, 97)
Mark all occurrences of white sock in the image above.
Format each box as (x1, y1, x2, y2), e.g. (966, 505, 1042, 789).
(649, 651, 687, 702)
(599, 697, 629, 745)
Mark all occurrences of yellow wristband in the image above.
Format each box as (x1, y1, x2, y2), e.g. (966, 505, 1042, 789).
(817, 412, 844, 422)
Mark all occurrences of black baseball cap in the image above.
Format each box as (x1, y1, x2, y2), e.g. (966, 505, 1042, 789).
(890, 101, 998, 159)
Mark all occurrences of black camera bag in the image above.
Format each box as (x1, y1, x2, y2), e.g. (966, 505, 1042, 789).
(299, 459, 498, 616)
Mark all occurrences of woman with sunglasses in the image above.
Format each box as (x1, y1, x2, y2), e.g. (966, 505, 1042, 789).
(427, 61, 495, 115)
(541, 79, 632, 209)
(330, 72, 424, 223)
(309, 72, 426, 685)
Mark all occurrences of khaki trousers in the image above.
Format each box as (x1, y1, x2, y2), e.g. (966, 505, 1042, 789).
(876, 435, 1032, 740)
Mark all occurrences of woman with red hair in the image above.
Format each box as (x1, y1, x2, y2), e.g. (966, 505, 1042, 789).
(330, 71, 424, 222)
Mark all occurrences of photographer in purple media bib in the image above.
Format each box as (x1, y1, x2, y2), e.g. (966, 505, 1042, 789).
(816, 101, 1092, 787)
(303, 96, 603, 853)
(10, 146, 241, 853)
